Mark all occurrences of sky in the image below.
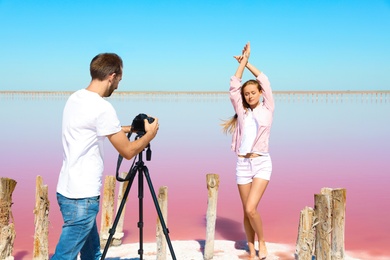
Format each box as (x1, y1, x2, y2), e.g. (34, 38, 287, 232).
(0, 0, 389, 92)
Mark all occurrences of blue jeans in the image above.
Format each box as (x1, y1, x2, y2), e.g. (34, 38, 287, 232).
(52, 193, 102, 260)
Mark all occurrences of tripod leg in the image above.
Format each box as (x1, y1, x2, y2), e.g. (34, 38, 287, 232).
(101, 167, 138, 260)
(138, 166, 144, 260)
(142, 166, 177, 260)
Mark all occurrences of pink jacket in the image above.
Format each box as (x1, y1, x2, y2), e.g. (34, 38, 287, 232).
(230, 73, 275, 155)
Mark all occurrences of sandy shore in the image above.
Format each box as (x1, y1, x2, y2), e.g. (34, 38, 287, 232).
(101, 240, 360, 260)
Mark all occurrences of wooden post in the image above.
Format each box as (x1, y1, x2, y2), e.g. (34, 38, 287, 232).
(156, 186, 168, 260)
(322, 188, 346, 259)
(112, 172, 129, 246)
(204, 174, 220, 260)
(0, 177, 17, 260)
(295, 187, 347, 259)
(100, 176, 116, 247)
(295, 206, 316, 259)
(314, 193, 332, 260)
(33, 176, 50, 260)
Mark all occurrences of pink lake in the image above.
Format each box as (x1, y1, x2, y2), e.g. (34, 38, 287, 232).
(1, 91, 389, 259)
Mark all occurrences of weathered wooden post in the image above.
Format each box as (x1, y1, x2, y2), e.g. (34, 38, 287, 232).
(204, 174, 220, 260)
(321, 188, 346, 259)
(295, 206, 316, 259)
(156, 186, 168, 260)
(0, 177, 17, 260)
(33, 176, 50, 260)
(112, 172, 129, 246)
(314, 192, 332, 260)
(100, 176, 116, 247)
(295, 187, 346, 260)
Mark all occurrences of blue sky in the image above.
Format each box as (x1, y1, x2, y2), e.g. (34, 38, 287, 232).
(1, 0, 389, 92)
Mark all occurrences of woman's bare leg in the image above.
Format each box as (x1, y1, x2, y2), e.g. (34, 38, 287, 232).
(238, 183, 256, 257)
(238, 178, 269, 258)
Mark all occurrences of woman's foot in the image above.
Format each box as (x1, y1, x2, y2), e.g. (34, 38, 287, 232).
(248, 242, 257, 259)
(259, 241, 268, 259)
(238, 253, 258, 259)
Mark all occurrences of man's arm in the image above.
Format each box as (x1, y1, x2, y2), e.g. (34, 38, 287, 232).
(121, 125, 132, 133)
(108, 119, 159, 160)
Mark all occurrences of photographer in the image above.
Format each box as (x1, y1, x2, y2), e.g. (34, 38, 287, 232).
(52, 53, 159, 260)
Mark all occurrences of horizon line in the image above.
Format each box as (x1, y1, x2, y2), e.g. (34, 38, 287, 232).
(1, 90, 389, 95)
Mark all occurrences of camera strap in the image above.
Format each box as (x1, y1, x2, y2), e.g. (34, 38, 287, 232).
(115, 132, 137, 182)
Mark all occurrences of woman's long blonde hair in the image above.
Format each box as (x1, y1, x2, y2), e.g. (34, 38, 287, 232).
(221, 113, 238, 134)
(221, 80, 261, 134)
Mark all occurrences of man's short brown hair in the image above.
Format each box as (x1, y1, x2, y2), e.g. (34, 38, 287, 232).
(90, 53, 123, 81)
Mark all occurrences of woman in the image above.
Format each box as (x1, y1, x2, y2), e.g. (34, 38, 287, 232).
(222, 42, 275, 259)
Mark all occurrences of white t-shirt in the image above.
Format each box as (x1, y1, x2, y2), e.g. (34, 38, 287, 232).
(239, 110, 258, 155)
(57, 89, 122, 198)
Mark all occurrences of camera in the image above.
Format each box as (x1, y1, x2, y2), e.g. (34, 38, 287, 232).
(131, 113, 155, 135)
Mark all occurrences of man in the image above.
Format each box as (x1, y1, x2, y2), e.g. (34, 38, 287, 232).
(52, 53, 159, 259)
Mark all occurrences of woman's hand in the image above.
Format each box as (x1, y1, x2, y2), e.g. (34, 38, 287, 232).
(242, 41, 251, 59)
(233, 42, 251, 64)
(233, 55, 244, 63)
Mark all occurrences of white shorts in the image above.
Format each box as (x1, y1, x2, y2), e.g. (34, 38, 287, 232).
(236, 155, 272, 185)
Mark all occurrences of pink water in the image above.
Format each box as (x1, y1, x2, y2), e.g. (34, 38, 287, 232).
(1, 92, 389, 259)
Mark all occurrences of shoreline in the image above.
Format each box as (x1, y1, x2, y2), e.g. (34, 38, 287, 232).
(102, 240, 295, 260)
(101, 240, 361, 260)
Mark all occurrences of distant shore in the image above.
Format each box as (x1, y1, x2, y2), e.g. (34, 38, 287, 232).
(1, 90, 389, 95)
(2, 90, 388, 104)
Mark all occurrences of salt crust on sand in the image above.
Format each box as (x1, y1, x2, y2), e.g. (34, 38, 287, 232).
(100, 240, 360, 260)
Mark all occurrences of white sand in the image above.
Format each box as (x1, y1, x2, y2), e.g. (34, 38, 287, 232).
(101, 240, 361, 260)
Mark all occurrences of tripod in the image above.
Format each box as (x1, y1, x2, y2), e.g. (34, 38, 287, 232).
(101, 137, 176, 260)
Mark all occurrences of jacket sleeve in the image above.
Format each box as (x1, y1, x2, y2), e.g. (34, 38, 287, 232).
(257, 73, 274, 112)
(229, 76, 243, 114)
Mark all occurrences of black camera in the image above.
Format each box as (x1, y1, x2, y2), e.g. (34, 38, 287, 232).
(131, 113, 155, 135)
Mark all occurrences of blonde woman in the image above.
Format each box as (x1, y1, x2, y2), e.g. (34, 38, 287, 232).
(222, 42, 274, 259)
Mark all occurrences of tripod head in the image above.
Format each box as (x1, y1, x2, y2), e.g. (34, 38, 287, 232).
(115, 132, 152, 182)
(135, 133, 152, 161)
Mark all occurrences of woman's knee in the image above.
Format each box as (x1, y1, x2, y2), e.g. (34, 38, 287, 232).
(244, 207, 258, 219)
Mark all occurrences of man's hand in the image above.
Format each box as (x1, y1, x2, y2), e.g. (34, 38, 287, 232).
(144, 117, 159, 140)
(108, 116, 159, 160)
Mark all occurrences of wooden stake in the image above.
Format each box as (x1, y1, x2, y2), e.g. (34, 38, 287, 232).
(204, 174, 219, 260)
(322, 188, 346, 259)
(295, 187, 347, 260)
(33, 176, 50, 260)
(100, 176, 116, 247)
(0, 224, 15, 260)
(0, 177, 17, 260)
(295, 206, 316, 259)
(314, 193, 332, 260)
(156, 186, 168, 260)
(112, 172, 129, 246)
